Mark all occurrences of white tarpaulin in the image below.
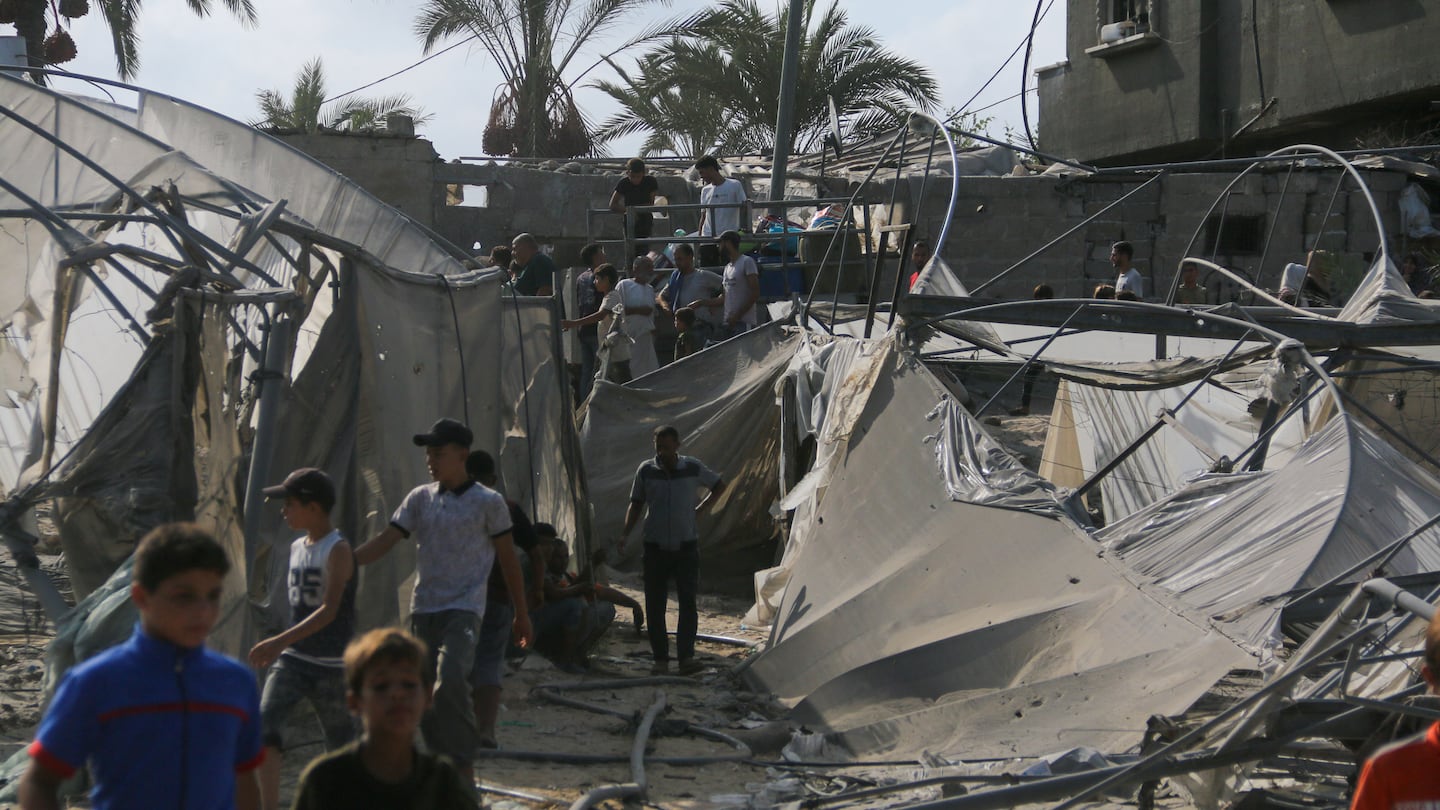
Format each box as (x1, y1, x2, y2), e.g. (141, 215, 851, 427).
(1097, 415, 1440, 653)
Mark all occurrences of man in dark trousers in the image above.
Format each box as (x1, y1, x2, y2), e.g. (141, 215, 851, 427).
(619, 425, 726, 676)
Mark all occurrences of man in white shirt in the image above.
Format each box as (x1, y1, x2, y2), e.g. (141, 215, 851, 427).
(695, 155, 748, 239)
(700, 230, 759, 337)
(1111, 240, 1144, 298)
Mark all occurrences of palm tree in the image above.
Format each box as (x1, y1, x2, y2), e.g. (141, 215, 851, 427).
(0, 0, 256, 81)
(253, 58, 430, 134)
(595, 0, 938, 157)
(591, 50, 745, 158)
(412, 0, 678, 158)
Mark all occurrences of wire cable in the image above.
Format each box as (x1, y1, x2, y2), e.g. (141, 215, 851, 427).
(322, 36, 477, 105)
(943, 0, 1055, 126)
(1019, 0, 1046, 153)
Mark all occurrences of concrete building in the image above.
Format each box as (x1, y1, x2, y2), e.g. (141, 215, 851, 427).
(1036, 0, 1440, 166)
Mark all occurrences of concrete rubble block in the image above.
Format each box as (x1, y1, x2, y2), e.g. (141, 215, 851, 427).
(1360, 171, 1408, 193)
(1261, 170, 1330, 195)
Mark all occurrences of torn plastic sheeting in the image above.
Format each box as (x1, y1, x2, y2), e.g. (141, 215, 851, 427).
(1319, 356, 1440, 471)
(751, 335, 893, 626)
(1338, 254, 1440, 325)
(42, 330, 198, 599)
(1053, 362, 1306, 521)
(927, 398, 1074, 521)
(745, 357, 1251, 759)
(1041, 347, 1274, 391)
(1098, 416, 1440, 652)
(497, 295, 584, 552)
(579, 324, 803, 565)
(134, 91, 469, 276)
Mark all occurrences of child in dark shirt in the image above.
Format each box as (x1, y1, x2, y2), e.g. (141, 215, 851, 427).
(673, 307, 711, 360)
(291, 628, 476, 810)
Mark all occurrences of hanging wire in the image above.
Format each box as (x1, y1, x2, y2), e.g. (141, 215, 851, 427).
(506, 286, 540, 520)
(438, 275, 471, 428)
(1019, 0, 1047, 153)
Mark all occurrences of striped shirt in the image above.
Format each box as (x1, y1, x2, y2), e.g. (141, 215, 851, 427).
(629, 455, 721, 550)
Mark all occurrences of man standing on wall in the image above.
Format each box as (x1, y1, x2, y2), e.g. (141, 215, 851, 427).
(695, 156, 747, 267)
(610, 158, 660, 248)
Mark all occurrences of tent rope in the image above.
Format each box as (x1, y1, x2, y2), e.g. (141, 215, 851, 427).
(438, 275, 471, 427)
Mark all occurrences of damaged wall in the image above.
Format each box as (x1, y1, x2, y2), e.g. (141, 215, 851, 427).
(278, 133, 1419, 303)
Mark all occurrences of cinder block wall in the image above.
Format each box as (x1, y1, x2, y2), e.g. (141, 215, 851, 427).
(278, 132, 1414, 303)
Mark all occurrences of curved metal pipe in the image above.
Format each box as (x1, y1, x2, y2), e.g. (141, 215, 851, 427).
(902, 296, 1347, 421)
(567, 691, 667, 810)
(1167, 143, 1389, 306)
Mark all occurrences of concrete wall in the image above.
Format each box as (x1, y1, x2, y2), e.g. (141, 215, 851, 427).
(277, 132, 443, 227)
(278, 131, 1419, 305)
(1038, 0, 1440, 165)
(914, 167, 1412, 301)
(431, 160, 703, 264)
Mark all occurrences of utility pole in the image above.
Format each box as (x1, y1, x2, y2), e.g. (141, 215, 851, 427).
(768, 0, 804, 215)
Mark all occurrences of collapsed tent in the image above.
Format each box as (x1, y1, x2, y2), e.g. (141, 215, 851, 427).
(742, 337, 1251, 758)
(0, 75, 584, 684)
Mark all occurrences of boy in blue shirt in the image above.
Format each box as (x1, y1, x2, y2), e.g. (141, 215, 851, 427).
(251, 467, 357, 810)
(19, 522, 264, 810)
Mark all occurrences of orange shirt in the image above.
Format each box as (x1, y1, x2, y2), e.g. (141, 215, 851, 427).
(1353, 722, 1440, 810)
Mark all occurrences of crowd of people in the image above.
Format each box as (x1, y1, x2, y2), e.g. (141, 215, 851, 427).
(19, 416, 726, 810)
(479, 155, 791, 397)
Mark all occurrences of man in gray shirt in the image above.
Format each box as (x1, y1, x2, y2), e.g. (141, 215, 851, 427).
(619, 425, 726, 675)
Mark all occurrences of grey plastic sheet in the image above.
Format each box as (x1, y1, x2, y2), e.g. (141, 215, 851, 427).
(745, 354, 1250, 759)
(1098, 416, 1440, 653)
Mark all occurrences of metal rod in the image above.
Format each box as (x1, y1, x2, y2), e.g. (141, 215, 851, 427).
(975, 303, 1087, 417)
(1254, 158, 1296, 292)
(1067, 330, 1252, 507)
(240, 309, 293, 569)
(1334, 385, 1440, 473)
(803, 127, 909, 311)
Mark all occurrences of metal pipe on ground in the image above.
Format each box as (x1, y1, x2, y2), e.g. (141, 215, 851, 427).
(567, 691, 667, 810)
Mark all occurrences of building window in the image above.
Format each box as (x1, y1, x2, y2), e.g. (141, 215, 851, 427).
(1097, 0, 1157, 41)
(1204, 214, 1265, 256)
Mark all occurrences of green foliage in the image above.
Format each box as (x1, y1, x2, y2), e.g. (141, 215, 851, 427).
(252, 58, 431, 135)
(940, 107, 998, 149)
(412, 0, 676, 157)
(592, 0, 939, 158)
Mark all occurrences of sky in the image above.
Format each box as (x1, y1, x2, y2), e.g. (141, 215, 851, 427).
(32, 0, 1065, 161)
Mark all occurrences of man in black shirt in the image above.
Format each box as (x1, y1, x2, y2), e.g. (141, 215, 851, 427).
(609, 158, 659, 243)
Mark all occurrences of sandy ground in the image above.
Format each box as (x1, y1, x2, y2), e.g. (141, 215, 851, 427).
(0, 578, 803, 810)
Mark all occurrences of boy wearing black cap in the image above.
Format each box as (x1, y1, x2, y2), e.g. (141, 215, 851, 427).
(354, 419, 532, 789)
(250, 467, 356, 810)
